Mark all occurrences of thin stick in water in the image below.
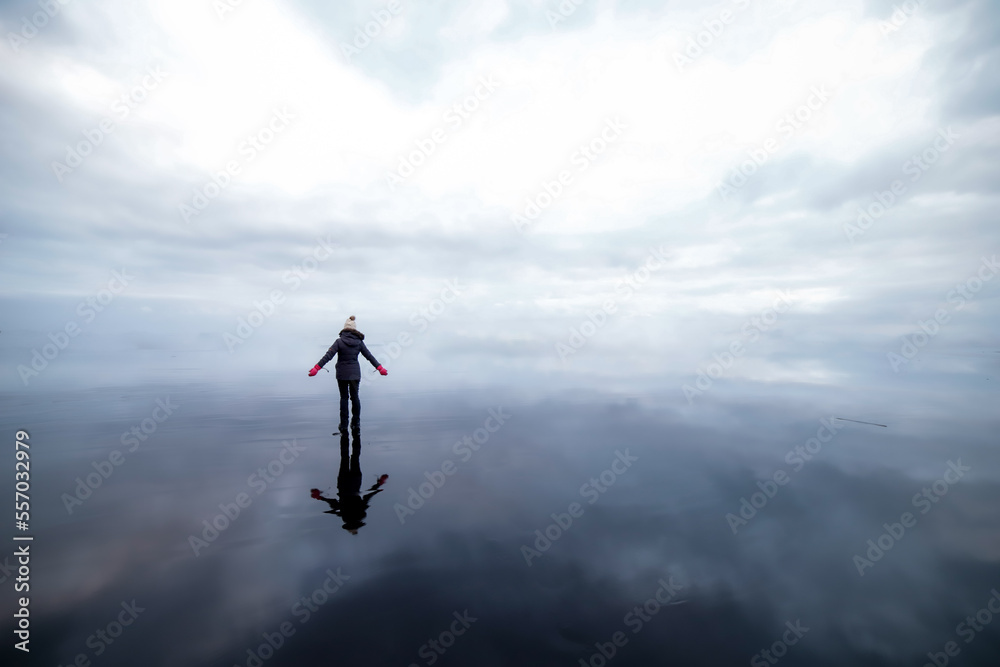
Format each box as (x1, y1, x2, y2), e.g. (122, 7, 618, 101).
(834, 417, 887, 428)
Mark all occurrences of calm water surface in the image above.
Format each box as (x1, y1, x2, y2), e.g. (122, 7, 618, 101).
(2, 375, 999, 666)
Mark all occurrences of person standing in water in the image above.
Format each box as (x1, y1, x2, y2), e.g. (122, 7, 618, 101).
(308, 315, 387, 433)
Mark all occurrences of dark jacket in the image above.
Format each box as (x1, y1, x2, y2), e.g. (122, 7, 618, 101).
(318, 329, 380, 380)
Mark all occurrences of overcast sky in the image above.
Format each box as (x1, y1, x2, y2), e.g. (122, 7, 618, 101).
(0, 0, 997, 403)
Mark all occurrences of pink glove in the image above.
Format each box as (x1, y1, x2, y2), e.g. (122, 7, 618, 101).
(308, 364, 321, 377)
(377, 365, 388, 376)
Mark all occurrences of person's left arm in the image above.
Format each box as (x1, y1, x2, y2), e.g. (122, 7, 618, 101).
(317, 340, 340, 368)
(360, 341, 387, 375)
(308, 340, 340, 376)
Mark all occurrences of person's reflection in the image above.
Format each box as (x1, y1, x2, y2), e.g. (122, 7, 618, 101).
(310, 431, 387, 534)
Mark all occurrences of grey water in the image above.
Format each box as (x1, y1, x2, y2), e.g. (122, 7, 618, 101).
(2, 367, 999, 667)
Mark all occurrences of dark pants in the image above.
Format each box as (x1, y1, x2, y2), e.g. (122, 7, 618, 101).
(337, 379, 360, 428)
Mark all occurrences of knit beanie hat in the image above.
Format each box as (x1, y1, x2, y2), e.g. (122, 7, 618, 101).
(343, 315, 357, 331)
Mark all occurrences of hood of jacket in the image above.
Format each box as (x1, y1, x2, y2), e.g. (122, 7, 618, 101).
(339, 329, 364, 346)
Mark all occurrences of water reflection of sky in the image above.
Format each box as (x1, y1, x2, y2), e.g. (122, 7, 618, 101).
(2, 1, 1000, 662)
(3, 371, 998, 666)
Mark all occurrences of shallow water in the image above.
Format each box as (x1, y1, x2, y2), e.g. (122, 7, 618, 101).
(2, 376, 999, 667)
